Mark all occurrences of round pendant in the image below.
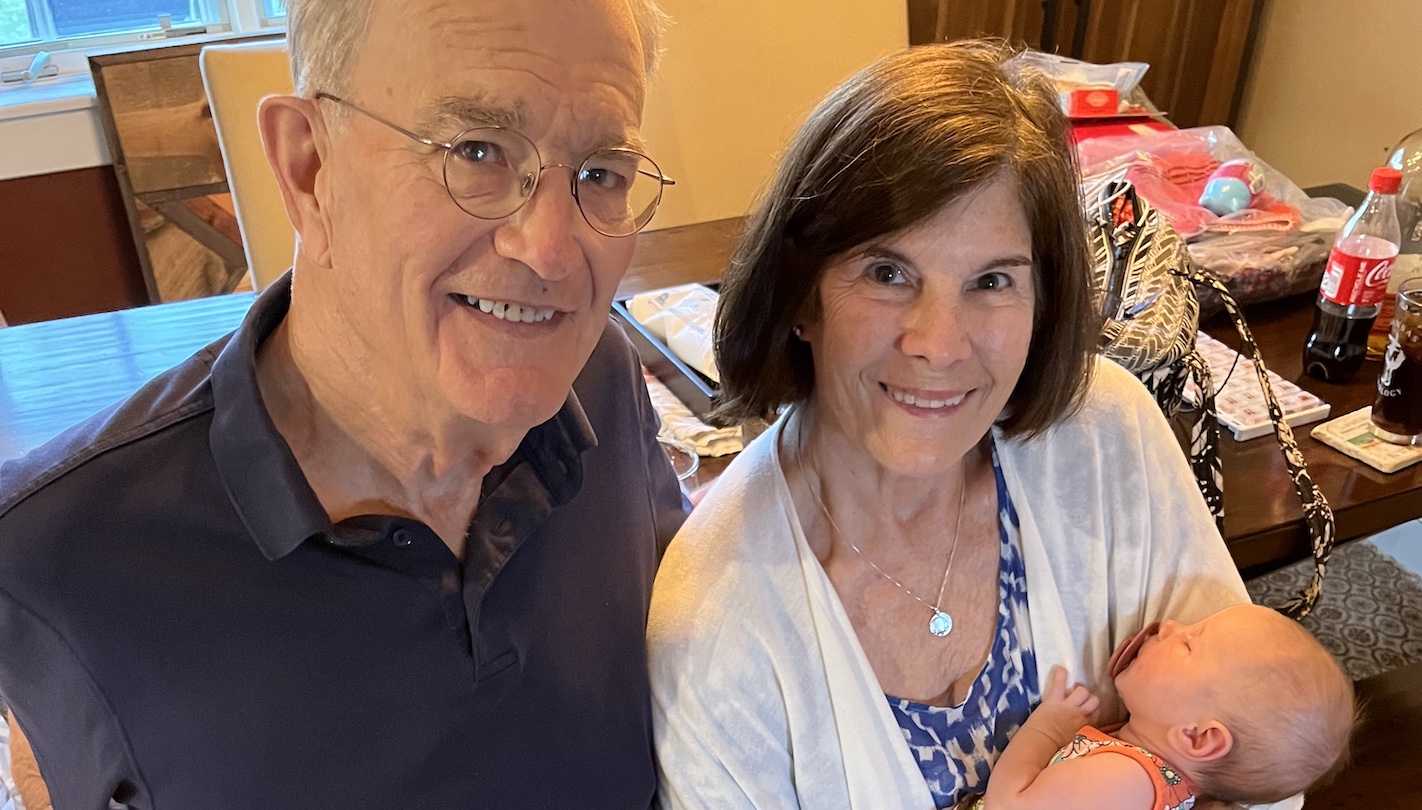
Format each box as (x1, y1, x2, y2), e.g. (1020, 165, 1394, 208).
(928, 610, 953, 637)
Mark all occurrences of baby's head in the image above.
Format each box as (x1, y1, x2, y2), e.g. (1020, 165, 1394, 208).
(1113, 603, 1356, 803)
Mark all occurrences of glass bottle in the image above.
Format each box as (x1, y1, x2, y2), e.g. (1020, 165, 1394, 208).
(1368, 126, 1422, 356)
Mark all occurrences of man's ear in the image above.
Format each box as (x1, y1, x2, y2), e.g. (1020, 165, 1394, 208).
(1170, 720, 1234, 765)
(258, 94, 334, 269)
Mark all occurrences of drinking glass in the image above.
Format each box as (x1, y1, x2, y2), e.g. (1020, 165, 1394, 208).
(1371, 278, 1422, 444)
(657, 436, 700, 489)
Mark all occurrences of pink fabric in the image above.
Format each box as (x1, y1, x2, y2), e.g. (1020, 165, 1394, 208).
(1075, 127, 1302, 238)
(1084, 148, 1302, 239)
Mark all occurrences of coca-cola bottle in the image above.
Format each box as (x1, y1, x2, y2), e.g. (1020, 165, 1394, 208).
(1303, 166, 1403, 382)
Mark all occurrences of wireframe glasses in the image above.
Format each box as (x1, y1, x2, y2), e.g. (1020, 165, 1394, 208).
(315, 92, 674, 237)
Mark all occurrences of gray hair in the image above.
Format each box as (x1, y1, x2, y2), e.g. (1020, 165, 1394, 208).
(287, 0, 668, 97)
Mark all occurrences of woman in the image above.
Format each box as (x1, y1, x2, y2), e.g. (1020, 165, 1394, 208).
(647, 41, 1263, 809)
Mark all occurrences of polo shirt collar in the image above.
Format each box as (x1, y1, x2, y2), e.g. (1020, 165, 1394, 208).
(520, 389, 597, 507)
(209, 274, 329, 560)
(209, 272, 598, 561)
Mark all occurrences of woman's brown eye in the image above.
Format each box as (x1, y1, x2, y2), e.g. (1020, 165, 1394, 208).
(976, 271, 1011, 290)
(871, 263, 903, 284)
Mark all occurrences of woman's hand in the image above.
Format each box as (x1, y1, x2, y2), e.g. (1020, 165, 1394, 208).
(1030, 665, 1101, 742)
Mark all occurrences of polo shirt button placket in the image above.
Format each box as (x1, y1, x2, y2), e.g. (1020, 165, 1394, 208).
(392, 528, 414, 547)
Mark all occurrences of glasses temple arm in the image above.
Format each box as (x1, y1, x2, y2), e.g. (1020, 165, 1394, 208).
(635, 169, 675, 186)
(314, 92, 454, 150)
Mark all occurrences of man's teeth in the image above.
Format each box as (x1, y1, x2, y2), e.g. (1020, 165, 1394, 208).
(464, 296, 555, 323)
(887, 386, 965, 410)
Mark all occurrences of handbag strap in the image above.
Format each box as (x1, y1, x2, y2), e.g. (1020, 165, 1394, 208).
(1179, 350, 1225, 528)
(1175, 263, 1337, 620)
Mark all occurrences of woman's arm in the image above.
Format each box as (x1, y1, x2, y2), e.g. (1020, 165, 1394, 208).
(648, 515, 803, 810)
(1002, 360, 1249, 708)
(652, 675, 799, 810)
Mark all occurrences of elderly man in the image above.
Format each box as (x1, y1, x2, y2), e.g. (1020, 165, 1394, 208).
(0, 0, 683, 806)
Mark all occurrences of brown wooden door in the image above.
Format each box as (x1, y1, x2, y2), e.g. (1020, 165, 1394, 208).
(1076, 0, 1262, 127)
(912, 0, 1052, 49)
(909, 0, 1262, 129)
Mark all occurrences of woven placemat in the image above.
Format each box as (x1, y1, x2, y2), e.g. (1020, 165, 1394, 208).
(1246, 539, 1422, 681)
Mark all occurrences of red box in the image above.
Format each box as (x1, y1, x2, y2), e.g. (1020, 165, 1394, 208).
(1068, 117, 1174, 147)
(1060, 87, 1120, 118)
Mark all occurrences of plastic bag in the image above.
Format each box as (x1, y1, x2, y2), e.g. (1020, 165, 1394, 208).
(1011, 50, 1150, 95)
(1078, 126, 1352, 316)
(626, 283, 720, 383)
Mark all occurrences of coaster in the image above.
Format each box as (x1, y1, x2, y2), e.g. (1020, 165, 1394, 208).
(1310, 406, 1422, 473)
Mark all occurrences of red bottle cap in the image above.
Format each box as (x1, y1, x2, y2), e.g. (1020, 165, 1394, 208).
(1370, 166, 1403, 194)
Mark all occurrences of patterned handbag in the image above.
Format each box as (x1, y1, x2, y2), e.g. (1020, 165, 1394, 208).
(1084, 178, 1336, 619)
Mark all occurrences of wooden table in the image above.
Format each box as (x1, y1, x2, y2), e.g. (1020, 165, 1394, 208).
(4, 217, 1421, 576)
(0, 292, 254, 464)
(1205, 296, 1422, 577)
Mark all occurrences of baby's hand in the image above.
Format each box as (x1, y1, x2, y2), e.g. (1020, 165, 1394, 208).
(1031, 665, 1101, 740)
(1041, 665, 1100, 714)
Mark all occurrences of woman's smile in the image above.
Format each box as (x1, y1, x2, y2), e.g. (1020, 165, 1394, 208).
(881, 382, 972, 414)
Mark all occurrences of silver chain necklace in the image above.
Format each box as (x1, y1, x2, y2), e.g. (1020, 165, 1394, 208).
(794, 417, 968, 638)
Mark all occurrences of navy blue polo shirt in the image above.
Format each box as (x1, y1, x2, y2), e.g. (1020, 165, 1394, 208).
(0, 276, 686, 809)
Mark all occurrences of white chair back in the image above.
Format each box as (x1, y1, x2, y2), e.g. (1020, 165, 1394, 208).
(200, 40, 295, 292)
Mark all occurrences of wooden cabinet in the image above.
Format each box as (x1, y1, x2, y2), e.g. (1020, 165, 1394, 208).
(909, 0, 1264, 129)
(0, 166, 149, 325)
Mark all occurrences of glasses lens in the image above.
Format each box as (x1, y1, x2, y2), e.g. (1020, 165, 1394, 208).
(576, 150, 666, 236)
(444, 128, 539, 218)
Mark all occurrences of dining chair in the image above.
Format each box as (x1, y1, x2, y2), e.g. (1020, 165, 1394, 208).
(200, 40, 295, 292)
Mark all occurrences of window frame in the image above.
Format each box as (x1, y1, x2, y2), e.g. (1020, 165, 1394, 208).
(0, 0, 283, 65)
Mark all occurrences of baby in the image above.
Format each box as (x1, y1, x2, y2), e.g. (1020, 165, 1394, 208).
(980, 603, 1356, 810)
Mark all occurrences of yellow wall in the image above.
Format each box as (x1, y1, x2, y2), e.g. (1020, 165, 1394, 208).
(641, 0, 908, 230)
(1236, 0, 1422, 190)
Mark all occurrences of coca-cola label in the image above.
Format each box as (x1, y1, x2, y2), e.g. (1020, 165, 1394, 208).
(1320, 248, 1394, 306)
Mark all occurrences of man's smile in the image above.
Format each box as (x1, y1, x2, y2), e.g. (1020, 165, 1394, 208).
(454, 294, 559, 324)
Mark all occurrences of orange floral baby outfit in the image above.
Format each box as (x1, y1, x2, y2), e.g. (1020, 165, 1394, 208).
(1051, 725, 1199, 810)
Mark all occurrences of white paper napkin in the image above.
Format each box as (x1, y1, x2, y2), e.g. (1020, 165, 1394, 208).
(642, 370, 742, 457)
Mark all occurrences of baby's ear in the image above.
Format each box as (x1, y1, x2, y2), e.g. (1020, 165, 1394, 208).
(1171, 720, 1233, 764)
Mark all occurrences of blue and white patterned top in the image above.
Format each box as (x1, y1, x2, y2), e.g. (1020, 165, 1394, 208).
(886, 445, 1039, 808)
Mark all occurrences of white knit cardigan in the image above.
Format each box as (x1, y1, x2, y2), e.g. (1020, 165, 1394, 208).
(648, 359, 1302, 810)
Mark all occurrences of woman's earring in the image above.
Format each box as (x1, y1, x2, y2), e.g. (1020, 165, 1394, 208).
(792, 326, 804, 339)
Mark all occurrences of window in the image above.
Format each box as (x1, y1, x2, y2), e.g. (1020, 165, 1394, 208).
(0, 0, 283, 51)
(0, 0, 34, 46)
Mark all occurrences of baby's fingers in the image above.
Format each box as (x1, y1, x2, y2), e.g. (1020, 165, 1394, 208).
(1080, 692, 1101, 722)
(1063, 684, 1095, 707)
(1043, 666, 1068, 700)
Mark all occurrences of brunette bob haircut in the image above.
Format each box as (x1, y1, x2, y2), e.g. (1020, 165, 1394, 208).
(711, 40, 1098, 438)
